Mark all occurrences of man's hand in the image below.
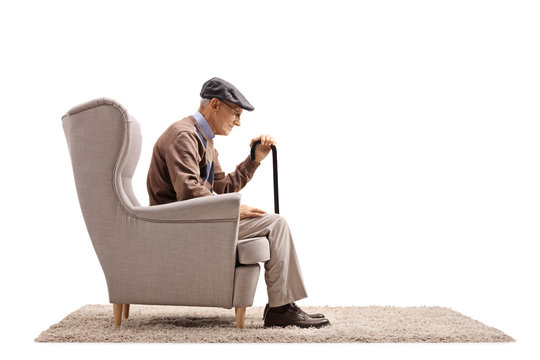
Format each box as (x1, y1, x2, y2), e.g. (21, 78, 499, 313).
(240, 204, 267, 219)
(250, 135, 276, 162)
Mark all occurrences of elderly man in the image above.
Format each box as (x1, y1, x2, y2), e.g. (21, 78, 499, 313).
(146, 77, 329, 328)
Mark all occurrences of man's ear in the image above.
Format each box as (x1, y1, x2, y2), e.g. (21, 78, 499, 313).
(210, 98, 220, 112)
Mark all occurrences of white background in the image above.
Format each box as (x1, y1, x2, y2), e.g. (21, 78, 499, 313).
(0, 0, 538, 358)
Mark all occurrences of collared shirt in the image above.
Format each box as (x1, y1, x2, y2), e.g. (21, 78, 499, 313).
(193, 111, 215, 140)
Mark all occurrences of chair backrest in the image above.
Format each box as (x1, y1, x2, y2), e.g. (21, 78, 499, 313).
(62, 98, 141, 253)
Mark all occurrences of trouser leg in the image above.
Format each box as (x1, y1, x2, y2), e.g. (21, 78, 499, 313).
(238, 213, 308, 307)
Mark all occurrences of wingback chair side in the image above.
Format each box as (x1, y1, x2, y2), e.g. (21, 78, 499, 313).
(62, 98, 259, 329)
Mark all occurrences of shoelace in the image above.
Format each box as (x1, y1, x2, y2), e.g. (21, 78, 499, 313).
(290, 302, 307, 315)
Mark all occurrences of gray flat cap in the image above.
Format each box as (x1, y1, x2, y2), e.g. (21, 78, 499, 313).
(200, 77, 254, 111)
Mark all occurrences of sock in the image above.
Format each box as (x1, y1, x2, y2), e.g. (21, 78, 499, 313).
(269, 303, 290, 313)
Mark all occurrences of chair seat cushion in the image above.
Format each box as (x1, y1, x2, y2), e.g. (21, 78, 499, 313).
(237, 237, 270, 265)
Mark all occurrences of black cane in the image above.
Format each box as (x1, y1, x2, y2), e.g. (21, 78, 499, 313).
(250, 139, 279, 214)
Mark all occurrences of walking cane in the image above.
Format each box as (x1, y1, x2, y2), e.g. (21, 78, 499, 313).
(250, 139, 279, 214)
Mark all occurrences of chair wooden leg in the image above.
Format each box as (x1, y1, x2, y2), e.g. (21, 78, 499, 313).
(122, 304, 130, 319)
(113, 304, 122, 327)
(235, 307, 246, 329)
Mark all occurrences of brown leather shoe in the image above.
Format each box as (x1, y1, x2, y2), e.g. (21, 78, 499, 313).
(264, 303, 330, 328)
(263, 303, 326, 320)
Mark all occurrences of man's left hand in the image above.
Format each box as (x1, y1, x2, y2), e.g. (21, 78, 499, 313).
(250, 134, 276, 162)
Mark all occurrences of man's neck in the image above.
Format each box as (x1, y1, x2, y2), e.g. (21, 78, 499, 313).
(198, 107, 217, 135)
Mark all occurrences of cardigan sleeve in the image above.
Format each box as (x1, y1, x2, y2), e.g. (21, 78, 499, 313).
(212, 149, 260, 195)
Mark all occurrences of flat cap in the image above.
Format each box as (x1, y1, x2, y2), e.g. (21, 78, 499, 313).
(200, 77, 255, 111)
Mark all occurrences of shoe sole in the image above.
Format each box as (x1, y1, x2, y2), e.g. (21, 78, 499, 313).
(263, 321, 331, 329)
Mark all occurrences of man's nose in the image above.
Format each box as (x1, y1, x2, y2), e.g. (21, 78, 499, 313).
(234, 118, 241, 126)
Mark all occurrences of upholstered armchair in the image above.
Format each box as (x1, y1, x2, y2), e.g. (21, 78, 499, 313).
(61, 98, 270, 328)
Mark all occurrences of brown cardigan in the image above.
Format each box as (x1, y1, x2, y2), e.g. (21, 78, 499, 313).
(146, 115, 260, 205)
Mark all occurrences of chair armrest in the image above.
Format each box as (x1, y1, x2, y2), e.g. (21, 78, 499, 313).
(129, 193, 241, 222)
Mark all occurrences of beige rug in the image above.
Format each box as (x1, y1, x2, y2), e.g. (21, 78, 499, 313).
(35, 305, 514, 343)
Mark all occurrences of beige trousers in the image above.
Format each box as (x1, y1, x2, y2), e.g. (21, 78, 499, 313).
(238, 213, 308, 307)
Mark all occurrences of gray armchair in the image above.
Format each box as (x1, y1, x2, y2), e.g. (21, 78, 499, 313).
(62, 98, 270, 328)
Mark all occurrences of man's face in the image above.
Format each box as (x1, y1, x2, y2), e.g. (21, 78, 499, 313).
(215, 100, 243, 135)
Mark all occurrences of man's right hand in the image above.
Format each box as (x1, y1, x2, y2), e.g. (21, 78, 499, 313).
(240, 204, 267, 219)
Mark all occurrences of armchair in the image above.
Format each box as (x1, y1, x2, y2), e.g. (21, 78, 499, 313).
(61, 98, 270, 328)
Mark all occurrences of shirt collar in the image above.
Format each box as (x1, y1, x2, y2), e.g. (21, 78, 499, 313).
(193, 111, 215, 139)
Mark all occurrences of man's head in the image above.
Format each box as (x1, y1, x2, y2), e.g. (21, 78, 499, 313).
(199, 97, 243, 136)
(198, 77, 254, 136)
